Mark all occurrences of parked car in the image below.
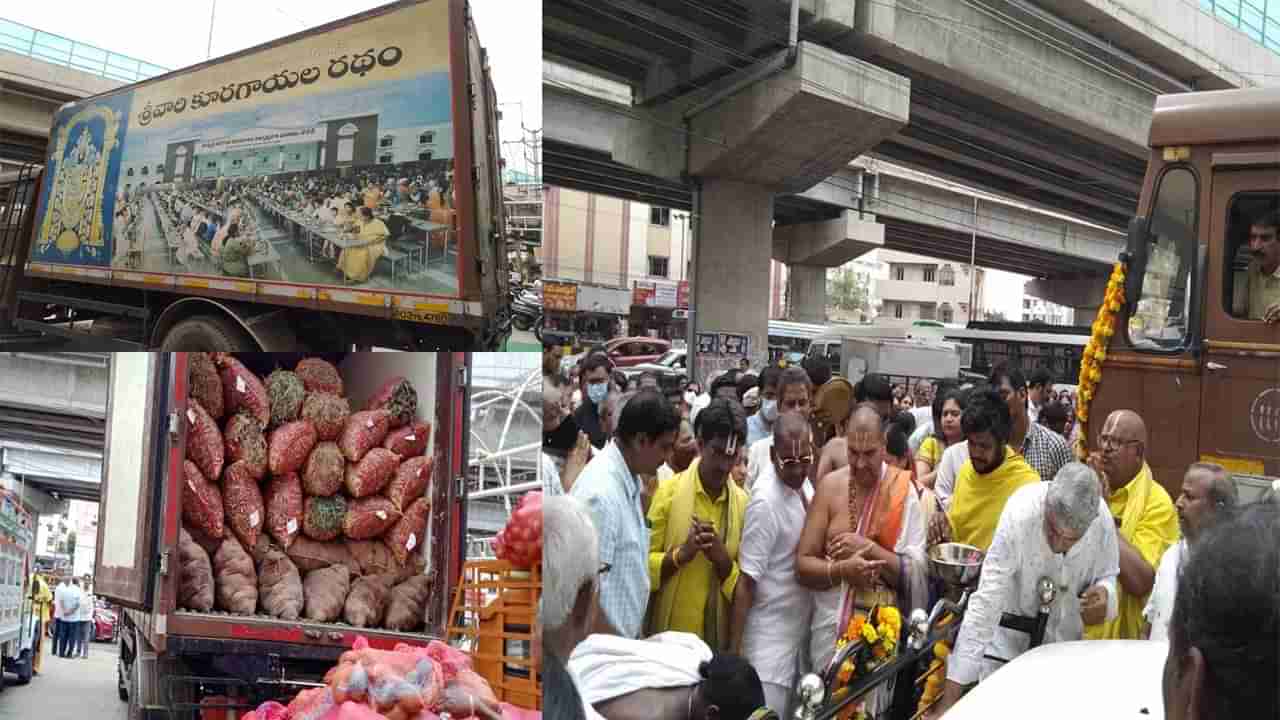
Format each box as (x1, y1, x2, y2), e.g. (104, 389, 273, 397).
(93, 599, 117, 643)
(622, 349, 688, 394)
(603, 337, 672, 367)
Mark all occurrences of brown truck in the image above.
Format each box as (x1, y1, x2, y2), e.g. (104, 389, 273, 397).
(0, 0, 510, 351)
(1090, 86, 1280, 501)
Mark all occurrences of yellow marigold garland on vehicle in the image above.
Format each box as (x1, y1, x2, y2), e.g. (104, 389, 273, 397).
(1074, 260, 1127, 460)
(916, 616, 955, 716)
(830, 606, 903, 719)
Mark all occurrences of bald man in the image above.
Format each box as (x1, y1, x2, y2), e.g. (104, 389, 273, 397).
(794, 404, 927, 714)
(1084, 410, 1179, 640)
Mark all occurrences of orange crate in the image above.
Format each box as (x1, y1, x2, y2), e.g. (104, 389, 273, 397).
(448, 559, 542, 710)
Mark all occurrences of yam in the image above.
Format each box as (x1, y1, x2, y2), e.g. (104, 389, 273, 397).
(287, 536, 357, 573)
(386, 456, 432, 511)
(224, 413, 268, 481)
(178, 527, 214, 612)
(339, 410, 392, 462)
(258, 546, 303, 620)
(302, 564, 351, 623)
(185, 398, 224, 482)
(186, 522, 223, 558)
(217, 354, 270, 429)
(188, 352, 224, 420)
(383, 575, 430, 631)
(343, 573, 395, 628)
(295, 357, 343, 395)
(223, 460, 265, 549)
(269, 419, 318, 477)
(182, 459, 224, 539)
(344, 497, 401, 540)
(302, 442, 345, 496)
(346, 540, 422, 582)
(344, 448, 401, 498)
(301, 392, 350, 442)
(384, 498, 430, 566)
(265, 472, 303, 549)
(213, 536, 257, 614)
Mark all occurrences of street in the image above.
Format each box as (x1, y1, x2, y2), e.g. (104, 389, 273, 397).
(0, 640, 124, 720)
(506, 328, 541, 351)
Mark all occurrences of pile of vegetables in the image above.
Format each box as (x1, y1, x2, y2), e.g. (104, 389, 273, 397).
(230, 635, 540, 719)
(180, 354, 436, 632)
(490, 492, 543, 571)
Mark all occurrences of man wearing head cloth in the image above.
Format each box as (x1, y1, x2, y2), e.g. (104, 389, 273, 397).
(1083, 409, 1179, 640)
(795, 404, 928, 718)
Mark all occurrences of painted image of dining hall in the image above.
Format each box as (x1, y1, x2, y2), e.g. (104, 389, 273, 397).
(112, 97, 459, 294)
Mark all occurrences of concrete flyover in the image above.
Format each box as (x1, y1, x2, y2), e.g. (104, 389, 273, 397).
(0, 352, 109, 515)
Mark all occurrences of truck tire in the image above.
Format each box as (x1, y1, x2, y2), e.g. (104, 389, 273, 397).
(512, 313, 531, 331)
(159, 314, 259, 351)
(15, 649, 30, 685)
(534, 316, 544, 343)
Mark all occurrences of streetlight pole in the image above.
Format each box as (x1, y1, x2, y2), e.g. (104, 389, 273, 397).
(207, 0, 217, 60)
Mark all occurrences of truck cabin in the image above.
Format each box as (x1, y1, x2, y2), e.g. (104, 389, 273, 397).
(1093, 86, 1280, 500)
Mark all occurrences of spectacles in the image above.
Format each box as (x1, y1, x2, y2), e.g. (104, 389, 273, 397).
(1099, 435, 1141, 450)
(777, 456, 814, 468)
(598, 562, 612, 576)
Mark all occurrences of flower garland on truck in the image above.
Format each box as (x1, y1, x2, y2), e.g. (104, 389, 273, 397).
(1073, 261, 1127, 460)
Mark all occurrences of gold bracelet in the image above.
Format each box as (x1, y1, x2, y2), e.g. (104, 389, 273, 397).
(671, 546, 683, 570)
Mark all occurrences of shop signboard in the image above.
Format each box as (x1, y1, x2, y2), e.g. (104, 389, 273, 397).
(543, 280, 577, 312)
(633, 281, 655, 306)
(653, 281, 677, 308)
(677, 280, 689, 308)
(578, 284, 630, 315)
(696, 332, 720, 354)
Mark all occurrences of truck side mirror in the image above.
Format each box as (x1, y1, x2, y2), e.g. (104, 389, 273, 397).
(1123, 216, 1150, 312)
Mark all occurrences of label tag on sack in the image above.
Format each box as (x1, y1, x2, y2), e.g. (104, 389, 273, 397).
(405, 435, 415, 442)
(286, 519, 298, 535)
(249, 511, 260, 528)
(367, 417, 375, 429)
(406, 533, 417, 551)
(236, 375, 247, 393)
(187, 408, 196, 425)
(375, 510, 387, 520)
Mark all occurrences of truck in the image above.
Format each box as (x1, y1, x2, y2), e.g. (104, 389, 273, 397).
(1089, 86, 1280, 502)
(0, 0, 510, 351)
(0, 489, 36, 690)
(97, 353, 472, 719)
(805, 326, 965, 386)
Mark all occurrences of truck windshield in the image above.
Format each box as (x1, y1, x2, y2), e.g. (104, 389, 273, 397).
(1129, 166, 1198, 351)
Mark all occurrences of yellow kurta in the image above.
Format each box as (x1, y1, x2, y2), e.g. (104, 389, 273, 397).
(1085, 463, 1179, 640)
(336, 219, 390, 283)
(948, 447, 1040, 551)
(918, 436, 944, 468)
(645, 459, 746, 649)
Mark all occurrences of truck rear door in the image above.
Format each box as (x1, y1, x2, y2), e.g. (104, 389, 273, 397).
(1197, 155, 1280, 493)
(95, 353, 171, 610)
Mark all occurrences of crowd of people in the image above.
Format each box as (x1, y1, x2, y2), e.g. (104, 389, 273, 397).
(27, 572, 98, 674)
(541, 347, 1280, 720)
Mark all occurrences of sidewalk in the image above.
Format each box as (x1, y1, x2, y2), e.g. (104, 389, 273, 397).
(0, 641, 124, 720)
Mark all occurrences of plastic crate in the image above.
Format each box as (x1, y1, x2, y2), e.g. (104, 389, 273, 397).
(447, 559, 541, 710)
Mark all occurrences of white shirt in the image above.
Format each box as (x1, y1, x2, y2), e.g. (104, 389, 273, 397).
(810, 464, 926, 671)
(948, 483, 1120, 685)
(908, 420, 933, 454)
(934, 441, 971, 511)
(78, 592, 95, 622)
(739, 463, 814, 686)
(53, 582, 71, 620)
(541, 452, 564, 497)
(1143, 540, 1185, 643)
(569, 632, 711, 706)
(744, 435, 774, 496)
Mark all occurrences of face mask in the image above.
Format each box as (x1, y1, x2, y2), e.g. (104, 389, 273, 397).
(684, 391, 697, 406)
(587, 382, 609, 406)
(761, 399, 779, 423)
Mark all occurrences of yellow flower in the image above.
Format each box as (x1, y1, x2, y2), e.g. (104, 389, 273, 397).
(934, 642, 951, 659)
(861, 622, 879, 645)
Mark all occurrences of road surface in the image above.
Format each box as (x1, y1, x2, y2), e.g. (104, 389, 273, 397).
(0, 639, 125, 720)
(505, 328, 540, 351)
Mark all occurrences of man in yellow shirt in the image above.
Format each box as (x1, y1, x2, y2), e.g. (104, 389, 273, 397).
(29, 571, 51, 675)
(1084, 409, 1179, 640)
(646, 398, 748, 651)
(932, 389, 1040, 552)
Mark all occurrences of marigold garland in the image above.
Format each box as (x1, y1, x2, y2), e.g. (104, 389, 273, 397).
(1074, 261, 1127, 460)
(830, 606, 903, 718)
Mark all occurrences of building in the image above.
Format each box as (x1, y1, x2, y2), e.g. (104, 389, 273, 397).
(1020, 296, 1076, 325)
(874, 249, 985, 325)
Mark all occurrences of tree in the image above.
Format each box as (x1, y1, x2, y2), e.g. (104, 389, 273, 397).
(828, 268, 869, 312)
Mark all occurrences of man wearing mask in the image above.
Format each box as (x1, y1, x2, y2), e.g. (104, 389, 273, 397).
(575, 352, 615, 449)
(1084, 410, 1179, 640)
(1143, 463, 1237, 642)
(732, 412, 815, 715)
(745, 367, 782, 446)
(572, 389, 681, 638)
(745, 367, 813, 493)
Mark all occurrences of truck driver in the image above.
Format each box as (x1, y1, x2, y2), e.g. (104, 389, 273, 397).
(1232, 209, 1280, 323)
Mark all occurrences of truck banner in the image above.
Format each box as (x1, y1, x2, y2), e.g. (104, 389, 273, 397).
(29, 0, 462, 296)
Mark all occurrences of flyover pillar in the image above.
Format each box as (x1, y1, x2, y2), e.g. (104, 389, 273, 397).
(1024, 273, 1109, 327)
(786, 265, 829, 324)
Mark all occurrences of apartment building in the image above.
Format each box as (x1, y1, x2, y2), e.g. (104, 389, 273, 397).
(874, 249, 985, 325)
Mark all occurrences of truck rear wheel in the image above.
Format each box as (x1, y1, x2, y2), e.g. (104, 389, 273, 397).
(159, 314, 259, 351)
(15, 649, 30, 684)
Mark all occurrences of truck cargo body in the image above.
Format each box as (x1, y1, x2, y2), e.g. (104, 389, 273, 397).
(96, 353, 470, 718)
(0, 491, 36, 688)
(0, 0, 509, 351)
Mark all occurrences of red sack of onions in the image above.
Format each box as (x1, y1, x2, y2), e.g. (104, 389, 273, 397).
(491, 492, 542, 569)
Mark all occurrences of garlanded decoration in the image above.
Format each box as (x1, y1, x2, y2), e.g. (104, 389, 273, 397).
(1074, 260, 1127, 460)
(830, 605, 903, 718)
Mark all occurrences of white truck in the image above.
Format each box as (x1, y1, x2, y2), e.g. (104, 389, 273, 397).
(805, 327, 966, 385)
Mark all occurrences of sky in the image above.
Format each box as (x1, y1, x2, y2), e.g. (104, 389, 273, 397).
(4, 0, 541, 177)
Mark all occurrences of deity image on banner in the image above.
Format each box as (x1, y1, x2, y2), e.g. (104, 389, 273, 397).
(35, 103, 124, 265)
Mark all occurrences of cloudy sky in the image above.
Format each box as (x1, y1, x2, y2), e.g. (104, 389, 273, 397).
(5, 0, 541, 177)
